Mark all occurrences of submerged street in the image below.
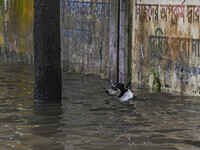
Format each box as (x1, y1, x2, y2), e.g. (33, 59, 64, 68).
(0, 62, 200, 150)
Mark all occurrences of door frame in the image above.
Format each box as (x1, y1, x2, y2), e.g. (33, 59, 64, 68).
(109, 0, 130, 83)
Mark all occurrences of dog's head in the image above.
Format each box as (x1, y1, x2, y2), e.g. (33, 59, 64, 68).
(105, 83, 131, 98)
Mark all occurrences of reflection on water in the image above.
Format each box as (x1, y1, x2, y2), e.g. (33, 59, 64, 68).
(0, 62, 200, 150)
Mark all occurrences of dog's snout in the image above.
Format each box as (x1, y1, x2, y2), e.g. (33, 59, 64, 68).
(105, 89, 109, 94)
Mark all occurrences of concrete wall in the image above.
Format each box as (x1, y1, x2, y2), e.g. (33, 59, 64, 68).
(2, 0, 200, 96)
(60, 0, 111, 78)
(0, 0, 34, 64)
(60, 0, 129, 82)
(131, 0, 200, 95)
(0, 0, 117, 79)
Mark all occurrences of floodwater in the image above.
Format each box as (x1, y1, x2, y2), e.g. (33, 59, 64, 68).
(0, 62, 200, 150)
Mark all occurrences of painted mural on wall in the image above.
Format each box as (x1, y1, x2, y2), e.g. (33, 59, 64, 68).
(132, 0, 200, 95)
(60, 0, 110, 78)
(0, 0, 34, 64)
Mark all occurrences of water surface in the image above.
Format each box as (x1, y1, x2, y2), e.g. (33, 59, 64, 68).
(0, 62, 200, 150)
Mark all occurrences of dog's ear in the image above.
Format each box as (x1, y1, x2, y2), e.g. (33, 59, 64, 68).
(124, 82, 131, 90)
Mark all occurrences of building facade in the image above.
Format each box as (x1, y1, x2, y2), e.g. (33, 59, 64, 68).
(0, 0, 200, 95)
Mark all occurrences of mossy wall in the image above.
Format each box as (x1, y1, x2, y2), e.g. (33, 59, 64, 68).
(0, 0, 34, 64)
(0, 0, 112, 79)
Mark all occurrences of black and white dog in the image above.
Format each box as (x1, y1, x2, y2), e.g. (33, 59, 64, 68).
(105, 83, 137, 101)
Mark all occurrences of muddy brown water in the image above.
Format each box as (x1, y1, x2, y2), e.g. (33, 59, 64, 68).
(0, 62, 200, 150)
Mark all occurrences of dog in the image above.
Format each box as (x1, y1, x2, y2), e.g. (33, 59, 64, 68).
(105, 83, 137, 101)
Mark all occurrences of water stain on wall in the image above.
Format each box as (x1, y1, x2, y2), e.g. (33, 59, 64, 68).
(1, 0, 200, 96)
(60, 0, 110, 78)
(0, 0, 34, 63)
(132, 0, 200, 95)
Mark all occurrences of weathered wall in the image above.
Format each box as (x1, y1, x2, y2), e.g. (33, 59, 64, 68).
(2, 0, 200, 96)
(60, 0, 111, 78)
(0, 0, 118, 80)
(131, 0, 200, 95)
(0, 0, 34, 64)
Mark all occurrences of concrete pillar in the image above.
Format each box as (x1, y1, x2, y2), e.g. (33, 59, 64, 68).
(34, 0, 62, 102)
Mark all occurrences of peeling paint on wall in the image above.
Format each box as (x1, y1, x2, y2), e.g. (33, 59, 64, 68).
(131, 0, 200, 95)
(0, 0, 34, 63)
(1, 0, 199, 96)
(60, 0, 110, 78)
